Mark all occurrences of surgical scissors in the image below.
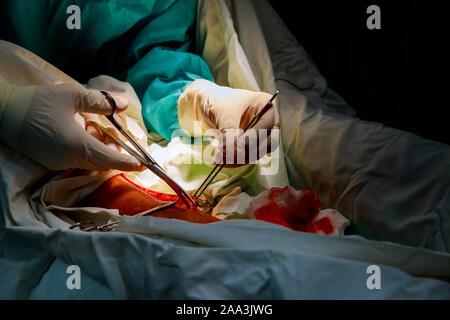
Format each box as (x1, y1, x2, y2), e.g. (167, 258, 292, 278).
(99, 91, 196, 209)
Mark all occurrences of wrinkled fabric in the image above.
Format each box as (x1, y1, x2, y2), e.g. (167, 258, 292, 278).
(1, 224, 449, 299)
(196, 0, 289, 190)
(0, 0, 449, 300)
(253, 0, 449, 252)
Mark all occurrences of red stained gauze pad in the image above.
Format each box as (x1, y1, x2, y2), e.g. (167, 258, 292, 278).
(250, 186, 349, 235)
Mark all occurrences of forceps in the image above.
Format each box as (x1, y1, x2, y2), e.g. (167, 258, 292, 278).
(99, 91, 196, 209)
(193, 90, 280, 201)
(72, 89, 280, 232)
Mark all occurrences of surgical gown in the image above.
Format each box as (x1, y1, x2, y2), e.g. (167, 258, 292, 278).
(0, 0, 214, 141)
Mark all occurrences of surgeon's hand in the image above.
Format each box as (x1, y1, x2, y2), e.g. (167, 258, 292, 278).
(178, 79, 280, 167)
(0, 82, 142, 171)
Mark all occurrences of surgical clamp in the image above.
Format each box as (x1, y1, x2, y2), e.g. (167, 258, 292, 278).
(71, 90, 279, 232)
(99, 90, 196, 209)
(70, 199, 178, 232)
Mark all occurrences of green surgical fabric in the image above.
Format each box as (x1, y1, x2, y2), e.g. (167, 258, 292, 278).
(0, 0, 214, 141)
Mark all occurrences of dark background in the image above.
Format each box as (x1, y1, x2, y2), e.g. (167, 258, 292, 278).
(268, 0, 449, 145)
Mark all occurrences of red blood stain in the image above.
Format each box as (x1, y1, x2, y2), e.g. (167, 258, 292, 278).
(306, 217, 334, 235)
(253, 203, 305, 231)
(253, 187, 322, 233)
(122, 177, 331, 234)
(121, 174, 197, 206)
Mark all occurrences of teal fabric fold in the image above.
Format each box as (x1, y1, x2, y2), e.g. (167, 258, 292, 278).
(0, 0, 214, 140)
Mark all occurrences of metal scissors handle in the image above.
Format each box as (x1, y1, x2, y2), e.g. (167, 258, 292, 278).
(100, 91, 196, 208)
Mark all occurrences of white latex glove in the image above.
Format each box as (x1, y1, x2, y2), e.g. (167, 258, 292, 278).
(178, 79, 280, 167)
(0, 81, 141, 171)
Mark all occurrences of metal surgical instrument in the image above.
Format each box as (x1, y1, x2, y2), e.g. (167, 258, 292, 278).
(193, 90, 280, 201)
(100, 90, 196, 209)
(70, 199, 178, 232)
(71, 89, 280, 232)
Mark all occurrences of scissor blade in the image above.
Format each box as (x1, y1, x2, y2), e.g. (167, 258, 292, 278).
(117, 126, 159, 166)
(89, 121, 195, 207)
(85, 121, 145, 163)
(112, 134, 148, 164)
(105, 114, 166, 172)
(144, 162, 196, 208)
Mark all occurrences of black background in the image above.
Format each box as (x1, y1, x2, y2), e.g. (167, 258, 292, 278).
(269, 0, 449, 145)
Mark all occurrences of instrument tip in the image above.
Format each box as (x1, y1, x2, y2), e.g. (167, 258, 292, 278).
(269, 90, 280, 103)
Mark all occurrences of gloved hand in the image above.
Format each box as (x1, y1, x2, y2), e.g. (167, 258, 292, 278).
(0, 81, 141, 171)
(178, 79, 279, 167)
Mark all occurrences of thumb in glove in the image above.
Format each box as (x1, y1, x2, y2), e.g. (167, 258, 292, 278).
(16, 83, 141, 171)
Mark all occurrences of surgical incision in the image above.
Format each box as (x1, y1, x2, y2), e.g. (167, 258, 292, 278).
(80, 174, 349, 235)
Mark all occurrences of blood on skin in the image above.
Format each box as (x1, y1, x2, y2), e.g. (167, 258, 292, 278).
(82, 174, 219, 223)
(121, 174, 197, 206)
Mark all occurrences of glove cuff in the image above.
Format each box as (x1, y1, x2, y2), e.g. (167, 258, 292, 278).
(0, 83, 36, 149)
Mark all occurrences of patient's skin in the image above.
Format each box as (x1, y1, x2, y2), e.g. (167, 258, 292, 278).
(82, 175, 341, 235)
(81, 174, 219, 224)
